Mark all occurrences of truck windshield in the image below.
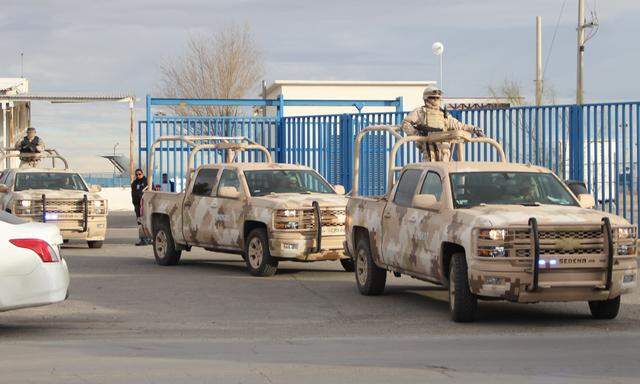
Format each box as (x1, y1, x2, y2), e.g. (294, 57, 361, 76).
(450, 172, 578, 208)
(244, 170, 335, 196)
(14, 172, 88, 192)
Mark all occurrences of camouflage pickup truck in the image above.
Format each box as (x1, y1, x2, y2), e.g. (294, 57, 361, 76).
(0, 149, 107, 248)
(346, 127, 638, 322)
(141, 136, 350, 276)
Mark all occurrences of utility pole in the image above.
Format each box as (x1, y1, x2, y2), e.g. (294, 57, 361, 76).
(576, 0, 585, 105)
(535, 16, 543, 106)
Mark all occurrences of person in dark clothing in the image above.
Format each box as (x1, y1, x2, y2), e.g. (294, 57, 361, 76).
(131, 168, 150, 246)
(15, 127, 46, 167)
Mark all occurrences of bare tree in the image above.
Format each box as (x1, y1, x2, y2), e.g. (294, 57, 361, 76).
(487, 78, 525, 106)
(159, 23, 264, 116)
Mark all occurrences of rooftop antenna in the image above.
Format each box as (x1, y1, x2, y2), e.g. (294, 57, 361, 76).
(20, 52, 24, 78)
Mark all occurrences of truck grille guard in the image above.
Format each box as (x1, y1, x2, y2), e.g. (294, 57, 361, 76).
(39, 193, 89, 233)
(313, 201, 322, 253)
(526, 216, 615, 292)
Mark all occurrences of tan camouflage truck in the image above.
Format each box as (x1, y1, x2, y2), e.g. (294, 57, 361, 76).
(345, 127, 638, 322)
(140, 136, 350, 276)
(0, 149, 107, 248)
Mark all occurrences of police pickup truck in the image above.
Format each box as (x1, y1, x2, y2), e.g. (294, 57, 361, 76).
(141, 136, 350, 276)
(0, 149, 107, 248)
(345, 127, 637, 322)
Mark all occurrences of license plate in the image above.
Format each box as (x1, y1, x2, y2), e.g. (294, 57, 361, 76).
(323, 226, 345, 235)
(45, 212, 59, 221)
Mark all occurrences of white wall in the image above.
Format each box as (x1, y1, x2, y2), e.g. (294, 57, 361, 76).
(266, 81, 435, 117)
(100, 187, 134, 212)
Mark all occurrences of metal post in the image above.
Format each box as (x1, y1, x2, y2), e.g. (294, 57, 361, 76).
(275, 94, 285, 163)
(340, 114, 354, 192)
(145, 95, 152, 177)
(576, 0, 585, 105)
(439, 53, 444, 91)
(129, 97, 135, 182)
(535, 16, 543, 106)
(1, 102, 7, 169)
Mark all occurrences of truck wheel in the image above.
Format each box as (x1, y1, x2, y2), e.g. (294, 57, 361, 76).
(244, 228, 278, 276)
(449, 253, 477, 322)
(153, 220, 181, 266)
(588, 296, 620, 319)
(340, 258, 355, 272)
(87, 241, 103, 249)
(354, 236, 386, 295)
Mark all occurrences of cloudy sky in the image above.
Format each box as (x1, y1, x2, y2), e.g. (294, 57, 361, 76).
(2, 0, 639, 172)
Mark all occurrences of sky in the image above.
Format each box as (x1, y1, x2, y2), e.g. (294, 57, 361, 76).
(1, 0, 639, 172)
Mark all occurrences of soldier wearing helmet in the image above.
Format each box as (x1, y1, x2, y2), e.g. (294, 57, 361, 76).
(401, 86, 483, 161)
(15, 127, 46, 168)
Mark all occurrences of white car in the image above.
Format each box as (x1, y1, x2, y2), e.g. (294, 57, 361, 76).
(0, 211, 70, 312)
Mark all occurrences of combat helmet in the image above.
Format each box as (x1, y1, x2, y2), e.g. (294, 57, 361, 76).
(423, 85, 442, 100)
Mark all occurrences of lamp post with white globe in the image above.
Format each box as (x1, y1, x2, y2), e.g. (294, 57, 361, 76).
(432, 42, 444, 90)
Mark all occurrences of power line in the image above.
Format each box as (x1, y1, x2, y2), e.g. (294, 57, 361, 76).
(542, 0, 568, 79)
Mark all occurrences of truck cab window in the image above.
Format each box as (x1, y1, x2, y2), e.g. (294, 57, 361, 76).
(420, 172, 443, 201)
(217, 169, 240, 193)
(392, 169, 422, 207)
(192, 169, 219, 196)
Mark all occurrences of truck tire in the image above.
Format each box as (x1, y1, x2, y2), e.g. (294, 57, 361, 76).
(87, 241, 103, 249)
(340, 258, 355, 272)
(449, 253, 477, 322)
(588, 296, 620, 319)
(244, 228, 278, 276)
(354, 236, 386, 295)
(153, 220, 181, 266)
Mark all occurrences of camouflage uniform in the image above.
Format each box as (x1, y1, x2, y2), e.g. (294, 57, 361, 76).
(401, 86, 481, 161)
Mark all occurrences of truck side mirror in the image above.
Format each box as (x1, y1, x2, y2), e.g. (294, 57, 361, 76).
(413, 194, 440, 211)
(218, 186, 240, 199)
(334, 185, 346, 195)
(90, 184, 102, 193)
(0, 184, 8, 193)
(577, 193, 595, 209)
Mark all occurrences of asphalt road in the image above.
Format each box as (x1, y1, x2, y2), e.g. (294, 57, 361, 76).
(1, 212, 639, 383)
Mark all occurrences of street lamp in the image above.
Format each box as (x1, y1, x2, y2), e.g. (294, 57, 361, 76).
(432, 42, 444, 90)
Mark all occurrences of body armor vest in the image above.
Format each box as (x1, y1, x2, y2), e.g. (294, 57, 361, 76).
(422, 107, 448, 131)
(19, 136, 41, 153)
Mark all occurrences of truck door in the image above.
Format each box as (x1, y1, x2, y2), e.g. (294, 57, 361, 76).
(405, 171, 444, 278)
(182, 168, 219, 246)
(381, 169, 422, 268)
(210, 168, 244, 249)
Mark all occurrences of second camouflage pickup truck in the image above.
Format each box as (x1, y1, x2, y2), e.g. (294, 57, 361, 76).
(141, 136, 350, 276)
(345, 127, 638, 322)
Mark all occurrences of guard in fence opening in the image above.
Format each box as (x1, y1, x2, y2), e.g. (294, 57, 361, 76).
(401, 86, 484, 161)
(15, 127, 46, 168)
(132, 168, 151, 246)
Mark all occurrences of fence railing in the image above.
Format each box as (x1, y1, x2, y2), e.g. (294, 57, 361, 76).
(139, 101, 640, 224)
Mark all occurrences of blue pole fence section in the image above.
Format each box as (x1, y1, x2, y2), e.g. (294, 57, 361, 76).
(137, 98, 640, 224)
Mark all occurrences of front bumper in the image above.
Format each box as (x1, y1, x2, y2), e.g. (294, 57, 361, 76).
(269, 231, 346, 261)
(0, 259, 70, 312)
(16, 214, 108, 241)
(469, 265, 637, 303)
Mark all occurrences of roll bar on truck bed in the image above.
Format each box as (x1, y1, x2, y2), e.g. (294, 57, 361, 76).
(145, 135, 273, 188)
(351, 125, 506, 196)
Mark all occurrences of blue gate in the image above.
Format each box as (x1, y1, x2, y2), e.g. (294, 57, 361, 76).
(139, 97, 640, 224)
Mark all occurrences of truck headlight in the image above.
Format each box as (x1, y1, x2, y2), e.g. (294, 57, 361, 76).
(274, 209, 302, 230)
(479, 229, 508, 241)
(93, 200, 103, 208)
(19, 200, 31, 208)
(478, 246, 507, 257)
(616, 227, 634, 240)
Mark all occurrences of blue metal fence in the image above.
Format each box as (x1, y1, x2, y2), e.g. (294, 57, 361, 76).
(139, 98, 640, 224)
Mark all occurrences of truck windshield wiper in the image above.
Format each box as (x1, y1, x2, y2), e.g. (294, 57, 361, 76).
(521, 202, 541, 206)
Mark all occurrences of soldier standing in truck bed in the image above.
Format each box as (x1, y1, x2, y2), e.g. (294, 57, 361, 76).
(15, 127, 46, 168)
(401, 86, 483, 161)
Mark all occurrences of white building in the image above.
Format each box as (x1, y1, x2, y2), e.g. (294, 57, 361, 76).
(264, 80, 516, 116)
(1, 78, 31, 149)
